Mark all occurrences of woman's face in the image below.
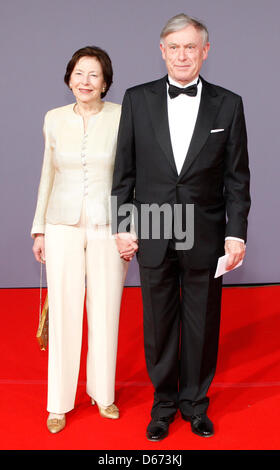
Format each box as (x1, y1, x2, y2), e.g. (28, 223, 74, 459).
(69, 56, 106, 104)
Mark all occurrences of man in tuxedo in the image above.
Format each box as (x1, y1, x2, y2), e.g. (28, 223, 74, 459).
(111, 13, 250, 440)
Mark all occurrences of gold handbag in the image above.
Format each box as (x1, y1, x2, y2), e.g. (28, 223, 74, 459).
(36, 261, 49, 351)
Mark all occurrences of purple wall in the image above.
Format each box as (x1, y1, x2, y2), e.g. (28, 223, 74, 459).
(0, 0, 279, 287)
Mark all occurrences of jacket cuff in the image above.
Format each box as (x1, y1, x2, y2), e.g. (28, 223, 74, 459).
(31, 225, 45, 239)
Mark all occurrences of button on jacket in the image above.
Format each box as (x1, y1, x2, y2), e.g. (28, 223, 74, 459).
(31, 101, 121, 236)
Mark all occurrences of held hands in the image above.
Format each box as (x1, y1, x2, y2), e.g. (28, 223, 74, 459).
(32, 234, 46, 263)
(115, 232, 138, 262)
(224, 239, 246, 270)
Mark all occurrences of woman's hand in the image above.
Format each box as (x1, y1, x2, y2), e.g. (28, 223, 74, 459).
(32, 234, 46, 263)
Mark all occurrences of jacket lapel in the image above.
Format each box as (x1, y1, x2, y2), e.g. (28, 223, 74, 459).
(178, 77, 224, 179)
(143, 76, 224, 178)
(144, 76, 178, 175)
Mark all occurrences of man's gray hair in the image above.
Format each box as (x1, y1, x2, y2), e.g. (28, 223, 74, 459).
(160, 13, 209, 45)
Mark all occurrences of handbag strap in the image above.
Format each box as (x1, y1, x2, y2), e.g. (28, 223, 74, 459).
(39, 260, 43, 322)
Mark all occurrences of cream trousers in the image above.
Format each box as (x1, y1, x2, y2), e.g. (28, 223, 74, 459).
(45, 199, 128, 414)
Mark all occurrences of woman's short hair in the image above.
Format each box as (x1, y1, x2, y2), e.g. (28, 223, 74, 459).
(64, 46, 113, 98)
(160, 13, 209, 45)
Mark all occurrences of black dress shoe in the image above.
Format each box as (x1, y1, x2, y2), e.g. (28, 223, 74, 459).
(146, 416, 174, 442)
(182, 413, 214, 437)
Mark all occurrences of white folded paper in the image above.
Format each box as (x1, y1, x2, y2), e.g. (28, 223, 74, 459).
(214, 253, 243, 278)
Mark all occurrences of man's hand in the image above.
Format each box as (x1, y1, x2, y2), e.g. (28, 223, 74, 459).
(32, 234, 46, 263)
(224, 240, 246, 270)
(115, 232, 138, 262)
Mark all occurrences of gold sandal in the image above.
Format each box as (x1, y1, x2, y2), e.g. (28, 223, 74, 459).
(91, 399, 119, 419)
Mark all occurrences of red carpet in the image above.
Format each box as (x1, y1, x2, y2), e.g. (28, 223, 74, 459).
(0, 285, 280, 450)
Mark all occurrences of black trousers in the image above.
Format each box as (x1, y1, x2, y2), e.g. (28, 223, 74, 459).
(139, 242, 223, 419)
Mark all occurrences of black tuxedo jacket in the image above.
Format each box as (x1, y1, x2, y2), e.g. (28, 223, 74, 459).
(111, 75, 250, 269)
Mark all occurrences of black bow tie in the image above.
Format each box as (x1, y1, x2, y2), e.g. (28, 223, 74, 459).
(167, 79, 199, 99)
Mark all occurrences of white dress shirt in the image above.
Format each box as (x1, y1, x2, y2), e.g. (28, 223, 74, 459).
(166, 75, 244, 245)
(167, 75, 202, 175)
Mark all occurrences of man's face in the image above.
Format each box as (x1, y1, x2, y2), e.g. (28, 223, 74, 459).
(160, 25, 210, 86)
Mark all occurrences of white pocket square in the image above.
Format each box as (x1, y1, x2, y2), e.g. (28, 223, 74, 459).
(210, 129, 224, 133)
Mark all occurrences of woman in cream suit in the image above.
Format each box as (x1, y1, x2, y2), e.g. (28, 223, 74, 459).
(31, 46, 137, 434)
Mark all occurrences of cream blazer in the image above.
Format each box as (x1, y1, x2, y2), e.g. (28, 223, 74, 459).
(31, 101, 121, 236)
